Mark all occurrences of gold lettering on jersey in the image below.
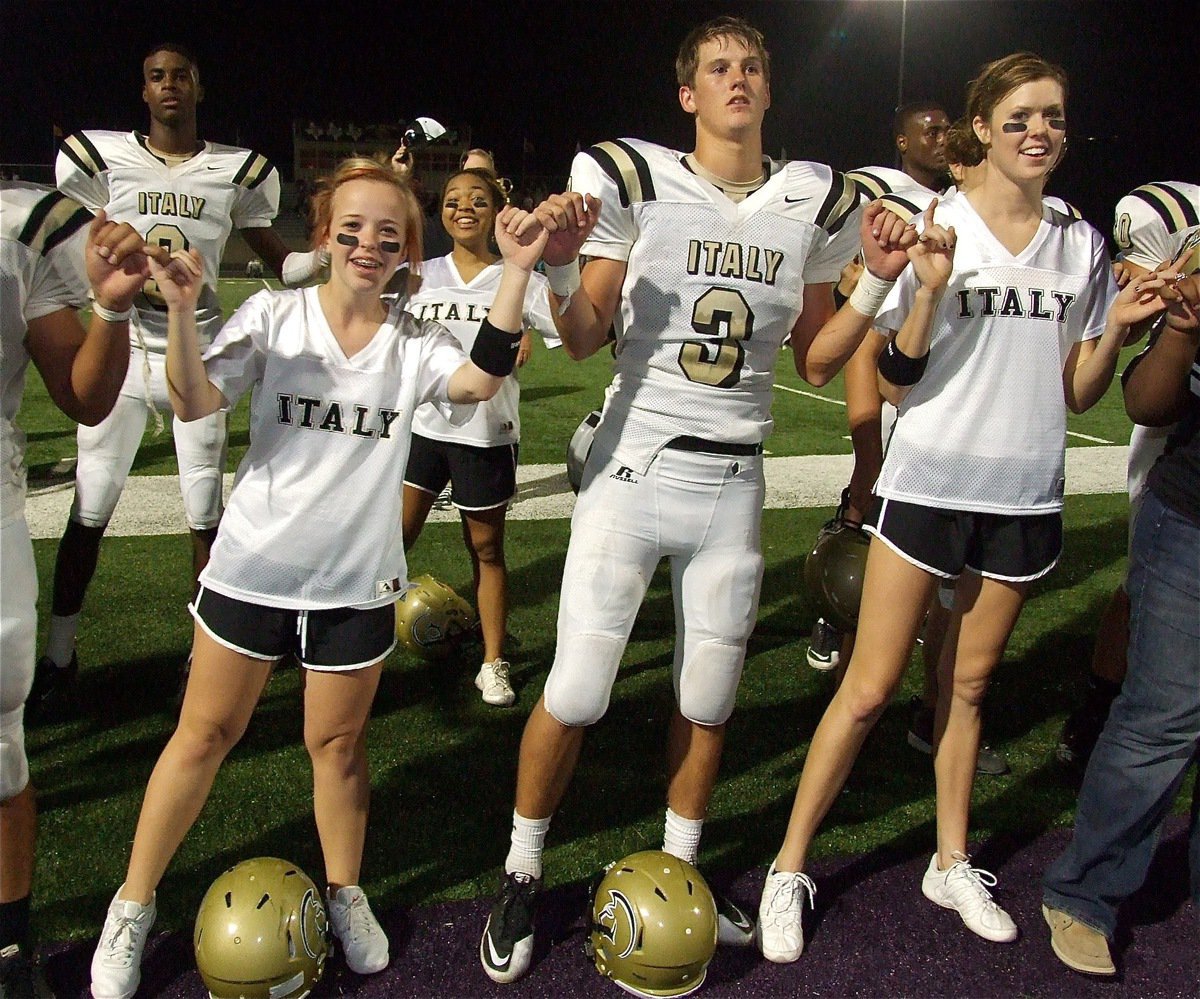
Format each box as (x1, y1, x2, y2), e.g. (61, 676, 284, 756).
(137, 191, 206, 219)
(685, 240, 784, 286)
(276, 394, 402, 439)
(955, 286, 1078, 323)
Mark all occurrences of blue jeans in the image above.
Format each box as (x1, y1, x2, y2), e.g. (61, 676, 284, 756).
(1043, 489, 1200, 937)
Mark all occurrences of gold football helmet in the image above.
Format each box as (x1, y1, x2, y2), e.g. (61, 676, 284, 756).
(194, 857, 327, 999)
(588, 850, 718, 999)
(395, 574, 476, 659)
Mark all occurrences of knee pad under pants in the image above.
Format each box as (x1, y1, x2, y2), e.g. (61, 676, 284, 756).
(174, 410, 227, 529)
(0, 517, 36, 799)
(71, 393, 147, 527)
(543, 518, 656, 727)
(672, 546, 763, 726)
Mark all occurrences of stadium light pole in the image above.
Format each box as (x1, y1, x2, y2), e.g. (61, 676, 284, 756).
(897, 0, 907, 107)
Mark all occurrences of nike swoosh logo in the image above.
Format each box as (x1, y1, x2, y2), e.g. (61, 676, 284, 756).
(484, 925, 510, 968)
(784, 195, 811, 204)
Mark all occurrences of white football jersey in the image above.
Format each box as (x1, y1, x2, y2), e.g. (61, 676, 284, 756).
(847, 166, 938, 203)
(406, 254, 558, 446)
(1, 185, 92, 523)
(875, 192, 1117, 514)
(571, 138, 861, 472)
(198, 287, 470, 609)
(56, 130, 280, 351)
(1112, 181, 1200, 273)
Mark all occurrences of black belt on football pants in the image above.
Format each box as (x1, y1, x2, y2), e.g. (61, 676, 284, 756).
(664, 436, 764, 457)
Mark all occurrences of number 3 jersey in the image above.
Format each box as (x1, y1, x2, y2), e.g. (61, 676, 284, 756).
(572, 138, 860, 473)
(56, 129, 280, 351)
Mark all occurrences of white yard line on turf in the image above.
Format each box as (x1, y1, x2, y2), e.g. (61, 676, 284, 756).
(24, 446, 1131, 538)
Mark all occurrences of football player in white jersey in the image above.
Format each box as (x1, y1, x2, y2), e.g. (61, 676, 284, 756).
(33, 43, 326, 718)
(1057, 180, 1199, 777)
(0, 187, 148, 996)
(478, 16, 921, 986)
(403, 168, 558, 707)
(758, 53, 1177, 961)
(88, 158, 547, 999)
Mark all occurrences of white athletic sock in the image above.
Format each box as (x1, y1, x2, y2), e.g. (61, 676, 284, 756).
(505, 811, 550, 880)
(662, 807, 703, 864)
(45, 614, 80, 668)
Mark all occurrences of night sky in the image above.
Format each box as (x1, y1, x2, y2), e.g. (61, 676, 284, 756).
(2, 0, 1195, 231)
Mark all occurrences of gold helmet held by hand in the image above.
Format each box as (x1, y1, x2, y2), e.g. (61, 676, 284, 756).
(194, 857, 327, 999)
(587, 850, 718, 998)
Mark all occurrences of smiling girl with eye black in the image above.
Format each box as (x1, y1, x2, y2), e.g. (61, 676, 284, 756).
(757, 53, 1177, 963)
(87, 157, 547, 999)
(402, 168, 558, 707)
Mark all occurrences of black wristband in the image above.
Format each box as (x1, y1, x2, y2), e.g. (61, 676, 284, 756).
(833, 286, 849, 309)
(470, 318, 522, 376)
(878, 338, 929, 385)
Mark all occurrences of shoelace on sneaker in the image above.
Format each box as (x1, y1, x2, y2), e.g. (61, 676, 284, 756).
(487, 660, 511, 686)
(943, 855, 1001, 907)
(764, 871, 817, 920)
(100, 911, 148, 967)
(339, 892, 379, 941)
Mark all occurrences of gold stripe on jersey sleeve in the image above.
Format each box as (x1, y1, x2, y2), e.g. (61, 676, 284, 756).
(1060, 201, 1083, 221)
(1131, 183, 1200, 234)
(814, 171, 859, 235)
(846, 169, 893, 202)
(232, 152, 274, 190)
(17, 191, 92, 256)
(61, 132, 107, 178)
(586, 140, 655, 209)
(877, 193, 924, 224)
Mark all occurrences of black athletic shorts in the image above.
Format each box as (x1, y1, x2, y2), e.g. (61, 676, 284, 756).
(190, 585, 396, 671)
(404, 433, 517, 511)
(866, 496, 1062, 582)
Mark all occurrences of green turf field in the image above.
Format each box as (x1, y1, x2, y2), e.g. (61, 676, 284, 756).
(17, 278, 1187, 941)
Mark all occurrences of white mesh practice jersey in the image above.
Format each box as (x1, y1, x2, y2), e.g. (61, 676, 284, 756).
(198, 287, 470, 609)
(875, 192, 1117, 514)
(1, 185, 93, 524)
(571, 138, 861, 472)
(1112, 181, 1200, 273)
(56, 130, 279, 351)
(406, 254, 558, 446)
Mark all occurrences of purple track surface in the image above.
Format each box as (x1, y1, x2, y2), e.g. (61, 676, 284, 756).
(47, 820, 1195, 998)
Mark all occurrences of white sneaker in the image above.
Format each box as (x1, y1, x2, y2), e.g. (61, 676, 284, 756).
(90, 888, 156, 999)
(756, 864, 817, 963)
(328, 886, 389, 974)
(475, 659, 516, 706)
(921, 853, 1018, 943)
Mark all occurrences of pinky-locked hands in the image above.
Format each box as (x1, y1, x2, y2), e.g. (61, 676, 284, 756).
(146, 248, 205, 310)
(906, 198, 957, 292)
(859, 199, 919, 282)
(494, 204, 549, 272)
(533, 191, 602, 266)
(86, 209, 152, 310)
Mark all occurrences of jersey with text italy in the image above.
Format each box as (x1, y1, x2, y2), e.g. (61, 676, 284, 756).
(198, 287, 469, 610)
(1, 185, 92, 524)
(572, 138, 860, 472)
(407, 254, 558, 446)
(56, 130, 279, 350)
(875, 193, 1117, 514)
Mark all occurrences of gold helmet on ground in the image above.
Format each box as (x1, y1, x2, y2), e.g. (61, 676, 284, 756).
(395, 573, 476, 660)
(193, 857, 327, 999)
(587, 850, 718, 998)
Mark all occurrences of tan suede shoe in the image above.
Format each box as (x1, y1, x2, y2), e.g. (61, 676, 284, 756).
(1042, 904, 1116, 976)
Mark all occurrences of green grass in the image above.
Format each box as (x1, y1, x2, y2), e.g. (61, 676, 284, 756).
(17, 279, 1183, 941)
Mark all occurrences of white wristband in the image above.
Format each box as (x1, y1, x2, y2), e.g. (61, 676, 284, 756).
(92, 302, 134, 323)
(847, 268, 896, 318)
(545, 260, 581, 299)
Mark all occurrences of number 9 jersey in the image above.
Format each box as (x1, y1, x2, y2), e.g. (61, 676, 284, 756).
(571, 138, 860, 473)
(55, 129, 280, 351)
